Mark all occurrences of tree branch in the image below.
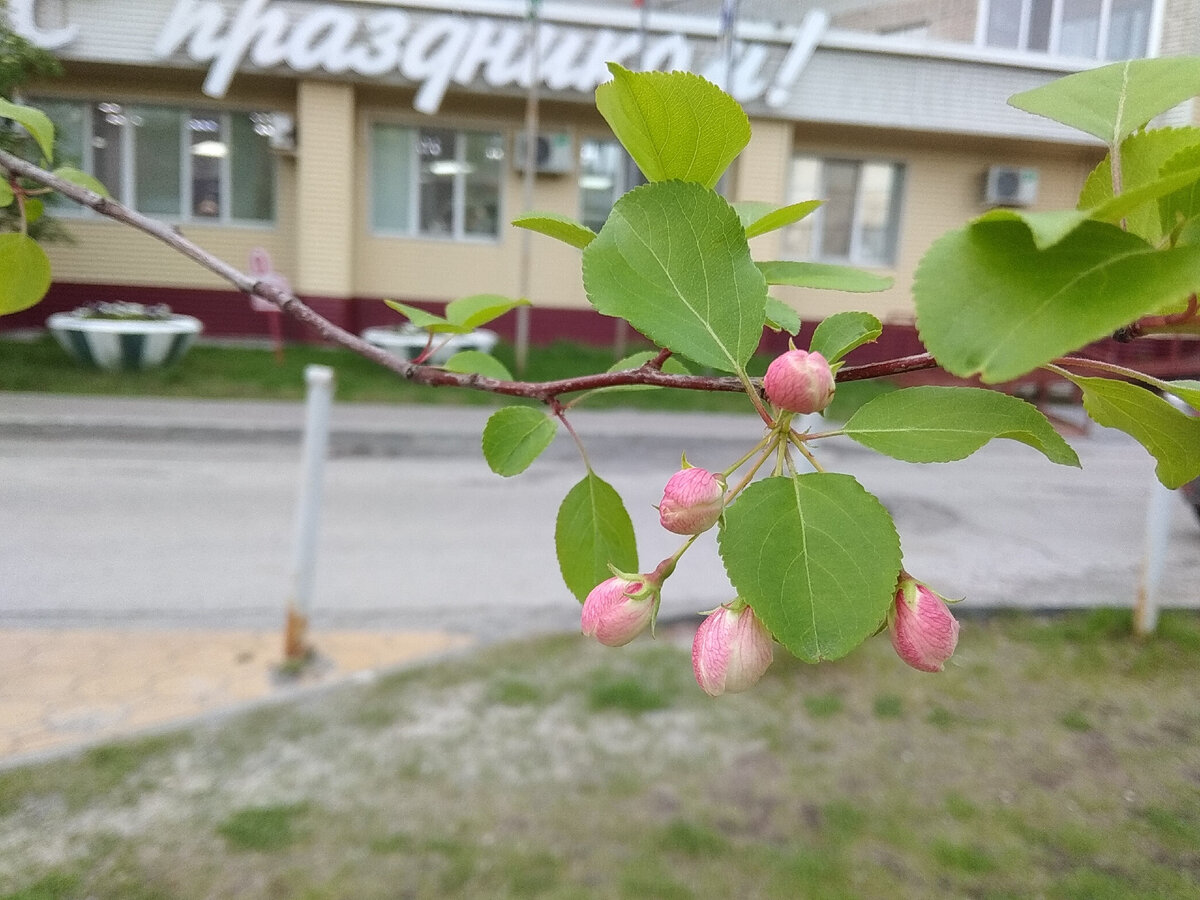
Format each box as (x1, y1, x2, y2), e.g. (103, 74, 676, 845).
(1, 148, 942, 402)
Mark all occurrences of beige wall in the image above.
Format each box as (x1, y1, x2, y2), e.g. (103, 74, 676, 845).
(33, 66, 298, 292)
(32, 66, 1104, 328)
(767, 125, 1103, 323)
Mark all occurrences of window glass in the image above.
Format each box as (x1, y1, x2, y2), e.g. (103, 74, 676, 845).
(578, 138, 645, 232)
(133, 106, 181, 217)
(371, 123, 414, 233)
(33, 100, 85, 215)
(1060, 0, 1102, 56)
(92, 102, 125, 203)
(820, 160, 858, 260)
(1027, 0, 1054, 51)
(418, 127, 456, 236)
(464, 131, 503, 237)
(230, 113, 275, 221)
(1107, 0, 1153, 59)
(985, 0, 1023, 48)
(781, 157, 819, 260)
(187, 110, 224, 219)
(858, 162, 904, 266)
(785, 157, 903, 267)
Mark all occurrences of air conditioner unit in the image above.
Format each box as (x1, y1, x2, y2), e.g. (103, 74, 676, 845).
(513, 132, 573, 174)
(984, 166, 1039, 207)
(267, 112, 296, 154)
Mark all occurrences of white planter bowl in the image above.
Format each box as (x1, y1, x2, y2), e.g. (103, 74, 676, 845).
(361, 326, 498, 364)
(47, 312, 204, 371)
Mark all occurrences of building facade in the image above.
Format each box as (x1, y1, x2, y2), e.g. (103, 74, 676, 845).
(3, 0, 1198, 348)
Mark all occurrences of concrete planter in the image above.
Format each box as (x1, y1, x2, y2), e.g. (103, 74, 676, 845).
(47, 312, 203, 371)
(361, 326, 498, 364)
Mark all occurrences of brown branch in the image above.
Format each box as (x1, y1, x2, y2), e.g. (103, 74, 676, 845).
(1, 147, 944, 403)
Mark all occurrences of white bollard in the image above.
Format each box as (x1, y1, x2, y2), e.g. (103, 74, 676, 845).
(1134, 467, 1174, 636)
(285, 364, 335, 660)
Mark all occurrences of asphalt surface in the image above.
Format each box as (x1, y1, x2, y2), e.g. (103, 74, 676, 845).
(2, 391, 1198, 634)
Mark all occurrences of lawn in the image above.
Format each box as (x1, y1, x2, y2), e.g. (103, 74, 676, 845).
(2, 609, 1199, 899)
(0, 334, 891, 418)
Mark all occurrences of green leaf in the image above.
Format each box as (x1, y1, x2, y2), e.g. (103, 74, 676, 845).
(0, 180, 12, 208)
(914, 219, 1200, 383)
(385, 295, 527, 334)
(587, 351, 693, 395)
(843, 386, 1080, 466)
(809, 311, 882, 363)
(764, 297, 801, 334)
(1009, 57, 1200, 145)
(383, 299, 447, 330)
(555, 472, 638, 602)
(1159, 144, 1200, 240)
(511, 212, 595, 249)
(0, 97, 54, 161)
(1063, 374, 1200, 489)
(757, 260, 893, 293)
(444, 294, 529, 331)
(1076, 128, 1200, 246)
(718, 473, 902, 662)
(0, 232, 52, 315)
(481, 406, 557, 477)
(1163, 379, 1200, 409)
(23, 197, 43, 225)
(53, 165, 111, 198)
(442, 350, 513, 381)
(594, 64, 750, 189)
(581, 180, 767, 374)
(738, 199, 822, 238)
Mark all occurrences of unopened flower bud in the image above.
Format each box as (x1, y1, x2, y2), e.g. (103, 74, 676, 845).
(692, 603, 774, 696)
(658, 466, 726, 535)
(763, 349, 835, 414)
(582, 575, 659, 647)
(889, 576, 960, 672)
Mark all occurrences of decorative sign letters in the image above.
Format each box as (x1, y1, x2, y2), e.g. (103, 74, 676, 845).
(10, 0, 827, 114)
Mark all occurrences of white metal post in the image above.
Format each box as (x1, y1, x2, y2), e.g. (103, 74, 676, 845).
(285, 364, 335, 660)
(1134, 470, 1173, 636)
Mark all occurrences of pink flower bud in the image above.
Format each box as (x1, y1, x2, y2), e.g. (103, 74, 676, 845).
(692, 603, 774, 696)
(658, 466, 726, 535)
(763, 349, 835, 414)
(581, 575, 657, 647)
(889, 577, 960, 672)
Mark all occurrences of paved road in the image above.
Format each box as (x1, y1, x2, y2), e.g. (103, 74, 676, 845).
(1, 394, 1197, 638)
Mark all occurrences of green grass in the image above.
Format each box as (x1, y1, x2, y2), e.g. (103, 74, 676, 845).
(0, 334, 773, 413)
(216, 804, 309, 851)
(3, 613, 1200, 898)
(0, 333, 899, 418)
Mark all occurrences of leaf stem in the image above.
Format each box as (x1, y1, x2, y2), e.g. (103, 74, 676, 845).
(554, 404, 592, 472)
(788, 431, 826, 472)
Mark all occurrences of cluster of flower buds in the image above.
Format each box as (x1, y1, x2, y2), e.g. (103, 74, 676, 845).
(888, 575, 960, 672)
(763, 348, 836, 415)
(581, 343, 960, 693)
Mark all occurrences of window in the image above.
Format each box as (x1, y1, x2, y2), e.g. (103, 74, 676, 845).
(578, 138, 645, 232)
(979, 0, 1154, 59)
(782, 157, 905, 268)
(32, 99, 277, 223)
(370, 123, 504, 239)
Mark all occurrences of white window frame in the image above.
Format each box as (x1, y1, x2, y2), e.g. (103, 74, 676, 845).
(975, 0, 1163, 59)
(32, 99, 275, 226)
(368, 121, 504, 243)
(786, 156, 906, 269)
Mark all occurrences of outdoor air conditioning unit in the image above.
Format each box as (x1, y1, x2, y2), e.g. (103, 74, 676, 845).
(267, 112, 297, 154)
(984, 165, 1039, 207)
(513, 132, 573, 174)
